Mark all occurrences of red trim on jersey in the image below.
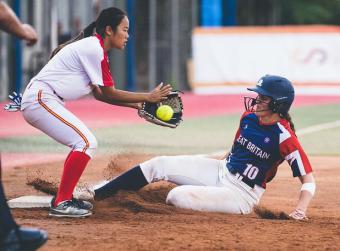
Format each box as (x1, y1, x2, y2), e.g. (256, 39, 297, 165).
(278, 120, 313, 176)
(95, 34, 115, 87)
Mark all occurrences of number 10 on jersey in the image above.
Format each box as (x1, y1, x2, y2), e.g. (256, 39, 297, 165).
(243, 164, 259, 180)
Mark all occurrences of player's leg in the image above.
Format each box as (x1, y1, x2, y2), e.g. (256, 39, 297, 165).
(140, 155, 220, 185)
(166, 185, 255, 214)
(94, 155, 220, 200)
(93, 162, 148, 200)
(0, 157, 48, 249)
(0, 181, 17, 242)
(22, 93, 96, 217)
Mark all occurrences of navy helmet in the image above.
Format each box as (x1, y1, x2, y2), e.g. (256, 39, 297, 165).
(247, 75, 295, 115)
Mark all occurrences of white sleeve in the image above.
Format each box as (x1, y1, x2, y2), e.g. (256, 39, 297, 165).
(78, 41, 114, 87)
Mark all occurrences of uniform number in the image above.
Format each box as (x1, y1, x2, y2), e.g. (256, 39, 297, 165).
(243, 164, 259, 180)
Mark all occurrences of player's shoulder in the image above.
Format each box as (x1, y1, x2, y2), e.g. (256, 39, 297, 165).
(240, 111, 254, 120)
(276, 119, 297, 144)
(239, 111, 260, 126)
(70, 36, 103, 57)
(277, 119, 294, 133)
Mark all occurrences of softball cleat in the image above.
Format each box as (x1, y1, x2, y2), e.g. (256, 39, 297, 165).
(49, 199, 92, 218)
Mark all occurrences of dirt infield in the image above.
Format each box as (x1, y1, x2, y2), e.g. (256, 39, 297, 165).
(2, 153, 340, 251)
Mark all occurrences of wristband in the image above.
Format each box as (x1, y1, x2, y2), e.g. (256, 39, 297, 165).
(301, 182, 316, 196)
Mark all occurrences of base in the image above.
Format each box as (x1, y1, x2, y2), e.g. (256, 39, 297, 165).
(8, 195, 53, 208)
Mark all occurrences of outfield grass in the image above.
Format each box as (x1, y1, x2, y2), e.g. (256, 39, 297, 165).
(291, 103, 340, 156)
(1, 103, 340, 156)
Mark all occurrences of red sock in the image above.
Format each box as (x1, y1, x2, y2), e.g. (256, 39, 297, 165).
(54, 151, 90, 206)
(64, 150, 73, 164)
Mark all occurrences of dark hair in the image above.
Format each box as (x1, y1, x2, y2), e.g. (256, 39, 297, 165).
(283, 112, 295, 133)
(95, 7, 126, 37)
(50, 7, 126, 59)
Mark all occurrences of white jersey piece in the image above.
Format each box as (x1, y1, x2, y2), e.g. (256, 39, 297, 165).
(29, 34, 114, 101)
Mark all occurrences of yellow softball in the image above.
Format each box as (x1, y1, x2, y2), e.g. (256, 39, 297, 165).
(156, 105, 174, 122)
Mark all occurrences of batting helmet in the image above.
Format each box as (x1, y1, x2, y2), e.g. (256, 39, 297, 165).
(247, 75, 295, 115)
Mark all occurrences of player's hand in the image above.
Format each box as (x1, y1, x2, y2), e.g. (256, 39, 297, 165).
(289, 208, 308, 220)
(136, 102, 143, 111)
(147, 82, 172, 103)
(22, 24, 38, 46)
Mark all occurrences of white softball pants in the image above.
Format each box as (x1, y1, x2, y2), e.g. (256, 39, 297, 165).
(21, 83, 97, 158)
(140, 156, 265, 214)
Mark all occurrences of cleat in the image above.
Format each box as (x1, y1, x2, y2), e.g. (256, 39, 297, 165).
(49, 199, 92, 218)
(72, 197, 93, 210)
(73, 180, 109, 201)
(73, 184, 95, 201)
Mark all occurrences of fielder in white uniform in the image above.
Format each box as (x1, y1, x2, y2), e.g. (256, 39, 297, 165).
(79, 75, 316, 220)
(20, 7, 172, 218)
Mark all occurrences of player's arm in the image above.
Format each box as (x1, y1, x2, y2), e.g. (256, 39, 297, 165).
(83, 43, 171, 104)
(289, 172, 316, 220)
(0, 2, 37, 45)
(92, 85, 141, 109)
(96, 83, 172, 104)
(279, 130, 315, 220)
(218, 151, 230, 160)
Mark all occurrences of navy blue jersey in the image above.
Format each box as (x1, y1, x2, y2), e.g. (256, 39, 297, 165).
(226, 112, 312, 188)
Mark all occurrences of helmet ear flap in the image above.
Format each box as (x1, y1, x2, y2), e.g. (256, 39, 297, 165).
(268, 100, 277, 113)
(269, 100, 288, 115)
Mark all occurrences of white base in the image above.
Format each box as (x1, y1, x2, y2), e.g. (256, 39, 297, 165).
(8, 196, 53, 208)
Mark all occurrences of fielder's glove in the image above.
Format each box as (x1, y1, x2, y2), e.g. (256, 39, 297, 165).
(138, 91, 183, 128)
(4, 92, 22, 112)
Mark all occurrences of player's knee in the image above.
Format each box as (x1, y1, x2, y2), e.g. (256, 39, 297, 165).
(150, 156, 168, 166)
(140, 156, 168, 183)
(142, 156, 166, 171)
(74, 134, 97, 158)
(166, 187, 178, 206)
(88, 135, 98, 151)
(166, 187, 190, 208)
(86, 135, 98, 157)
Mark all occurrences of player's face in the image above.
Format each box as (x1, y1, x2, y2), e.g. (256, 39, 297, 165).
(254, 94, 273, 117)
(110, 16, 129, 50)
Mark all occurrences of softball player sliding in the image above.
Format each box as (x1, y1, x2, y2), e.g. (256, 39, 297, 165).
(20, 7, 172, 218)
(79, 75, 316, 220)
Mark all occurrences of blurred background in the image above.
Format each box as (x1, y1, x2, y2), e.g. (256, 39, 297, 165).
(2, 0, 340, 101)
(1, 0, 340, 166)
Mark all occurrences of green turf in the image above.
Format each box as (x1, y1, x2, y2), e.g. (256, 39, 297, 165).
(1, 103, 340, 156)
(290, 103, 340, 156)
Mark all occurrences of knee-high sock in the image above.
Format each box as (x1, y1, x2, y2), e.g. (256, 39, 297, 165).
(0, 182, 17, 241)
(64, 150, 73, 164)
(54, 151, 90, 206)
(94, 165, 148, 200)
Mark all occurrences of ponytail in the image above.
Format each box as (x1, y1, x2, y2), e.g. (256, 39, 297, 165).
(283, 112, 296, 133)
(83, 21, 96, 37)
(50, 7, 127, 59)
(49, 21, 96, 59)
